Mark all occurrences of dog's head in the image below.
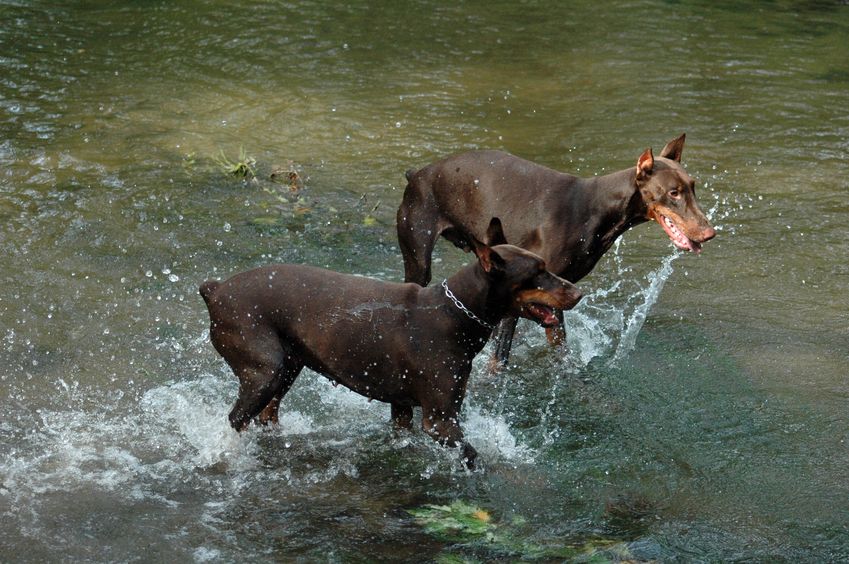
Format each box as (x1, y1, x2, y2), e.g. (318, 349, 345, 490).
(635, 134, 716, 253)
(472, 219, 582, 327)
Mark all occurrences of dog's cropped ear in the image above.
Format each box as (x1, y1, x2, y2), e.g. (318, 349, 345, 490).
(473, 244, 506, 274)
(636, 148, 654, 181)
(470, 236, 506, 274)
(485, 217, 508, 246)
(659, 133, 685, 162)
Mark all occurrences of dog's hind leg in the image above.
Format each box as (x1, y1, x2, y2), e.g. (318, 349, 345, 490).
(256, 357, 304, 426)
(397, 176, 441, 286)
(224, 335, 301, 432)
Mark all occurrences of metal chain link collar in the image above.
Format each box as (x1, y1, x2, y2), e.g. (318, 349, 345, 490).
(440, 279, 493, 330)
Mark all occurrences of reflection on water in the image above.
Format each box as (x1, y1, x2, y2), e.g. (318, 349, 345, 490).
(2, 0, 849, 561)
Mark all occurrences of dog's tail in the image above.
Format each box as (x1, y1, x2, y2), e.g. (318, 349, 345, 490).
(199, 280, 221, 306)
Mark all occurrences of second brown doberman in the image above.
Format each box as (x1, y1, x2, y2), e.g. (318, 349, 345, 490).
(396, 134, 715, 369)
(200, 219, 581, 468)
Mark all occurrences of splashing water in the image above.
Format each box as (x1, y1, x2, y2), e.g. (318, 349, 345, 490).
(0, 361, 537, 526)
(139, 374, 254, 469)
(611, 251, 679, 364)
(556, 245, 679, 370)
(561, 184, 734, 370)
(462, 401, 536, 464)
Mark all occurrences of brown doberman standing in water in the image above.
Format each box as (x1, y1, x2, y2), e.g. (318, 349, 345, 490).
(200, 219, 581, 468)
(396, 134, 715, 369)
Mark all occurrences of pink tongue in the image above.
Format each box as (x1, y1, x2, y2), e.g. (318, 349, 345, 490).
(677, 237, 694, 251)
(542, 310, 558, 325)
(527, 304, 558, 325)
(662, 215, 697, 252)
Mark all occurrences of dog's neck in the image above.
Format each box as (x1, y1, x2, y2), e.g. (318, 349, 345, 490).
(436, 265, 504, 340)
(580, 168, 650, 252)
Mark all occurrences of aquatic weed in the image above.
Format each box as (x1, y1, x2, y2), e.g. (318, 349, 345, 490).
(213, 146, 256, 179)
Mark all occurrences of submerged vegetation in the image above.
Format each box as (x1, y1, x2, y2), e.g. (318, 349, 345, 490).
(211, 147, 302, 190)
(408, 500, 639, 562)
(361, 194, 381, 227)
(270, 164, 304, 192)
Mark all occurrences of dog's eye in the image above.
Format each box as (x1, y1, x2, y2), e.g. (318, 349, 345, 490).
(669, 189, 681, 199)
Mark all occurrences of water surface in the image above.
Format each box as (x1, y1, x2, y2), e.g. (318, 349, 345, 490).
(1, 1, 848, 561)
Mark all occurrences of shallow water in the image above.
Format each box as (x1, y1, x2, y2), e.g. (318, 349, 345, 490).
(1, 1, 848, 561)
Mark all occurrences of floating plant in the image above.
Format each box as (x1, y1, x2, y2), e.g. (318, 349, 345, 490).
(213, 146, 257, 179)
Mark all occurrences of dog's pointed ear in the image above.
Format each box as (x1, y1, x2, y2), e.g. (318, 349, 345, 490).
(485, 217, 508, 246)
(636, 147, 654, 181)
(473, 244, 506, 274)
(470, 236, 506, 275)
(659, 133, 685, 162)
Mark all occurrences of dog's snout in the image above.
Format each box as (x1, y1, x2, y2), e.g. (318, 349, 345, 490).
(700, 226, 716, 242)
(554, 278, 582, 310)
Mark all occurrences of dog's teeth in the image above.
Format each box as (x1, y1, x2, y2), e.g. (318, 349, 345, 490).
(665, 216, 683, 237)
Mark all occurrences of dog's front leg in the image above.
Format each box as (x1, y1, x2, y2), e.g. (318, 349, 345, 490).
(391, 404, 413, 429)
(489, 316, 518, 373)
(421, 406, 477, 469)
(545, 309, 566, 347)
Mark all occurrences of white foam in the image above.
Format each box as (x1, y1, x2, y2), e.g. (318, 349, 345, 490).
(462, 403, 535, 463)
(139, 373, 250, 469)
(1, 406, 157, 516)
(193, 546, 222, 563)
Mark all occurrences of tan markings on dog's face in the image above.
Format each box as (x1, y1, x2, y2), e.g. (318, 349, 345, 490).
(641, 163, 715, 253)
(510, 266, 582, 327)
(487, 243, 582, 327)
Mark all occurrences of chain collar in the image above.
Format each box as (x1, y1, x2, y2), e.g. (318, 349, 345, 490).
(441, 279, 493, 330)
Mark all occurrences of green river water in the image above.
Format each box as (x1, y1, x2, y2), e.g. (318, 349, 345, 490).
(1, 1, 848, 561)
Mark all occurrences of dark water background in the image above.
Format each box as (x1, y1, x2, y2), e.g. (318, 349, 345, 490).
(1, 1, 848, 561)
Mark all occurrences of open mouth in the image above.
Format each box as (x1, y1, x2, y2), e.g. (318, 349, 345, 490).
(523, 303, 560, 327)
(658, 214, 702, 254)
